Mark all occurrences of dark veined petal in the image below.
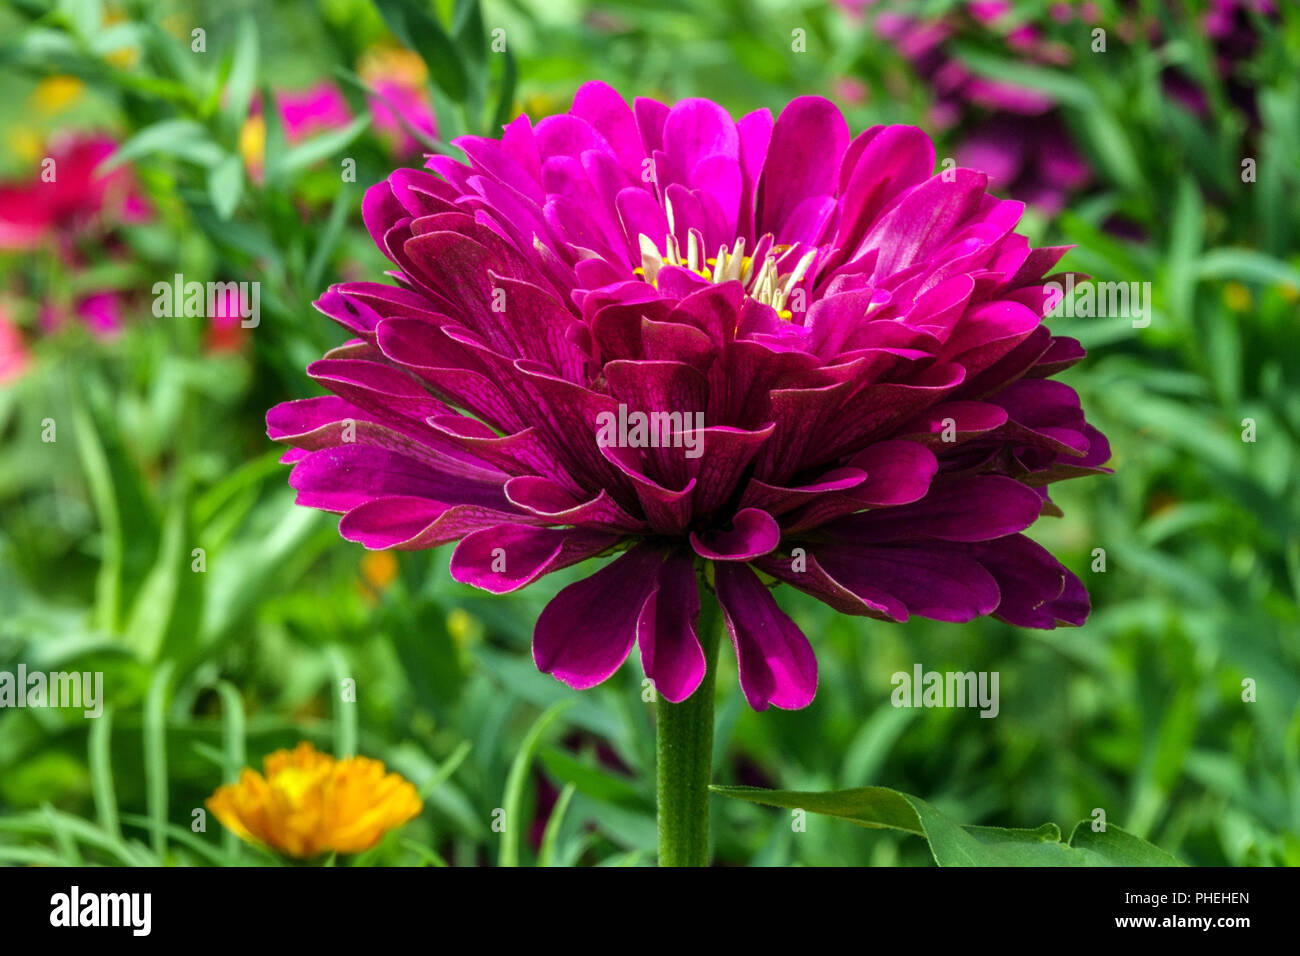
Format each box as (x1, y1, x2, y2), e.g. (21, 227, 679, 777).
(637, 551, 706, 702)
(715, 562, 818, 710)
(533, 544, 665, 690)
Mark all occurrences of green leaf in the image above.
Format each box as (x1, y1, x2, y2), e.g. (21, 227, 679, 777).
(1197, 248, 1300, 287)
(216, 681, 246, 861)
(372, 0, 469, 101)
(118, 814, 229, 866)
(223, 14, 259, 126)
(259, 81, 289, 188)
(88, 707, 119, 838)
(490, 46, 518, 134)
(1077, 108, 1143, 193)
(500, 700, 574, 867)
(327, 646, 357, 758)
(0, 811, 154, 866)
(1165, 177, 1203, 329)
(453, 0, 486, 64)
(144, 661, 174, 859)
(948, 43, 1098, 110)
(1068, 821, 1188, 866)
(280, 114, 370, 174)
(103, 119, 225, 170)
(711, 785, 1184, 866)
(206, 153, 243, 220)
(537, 783, 576, 868)
(417, 740, 472, 799)
(304, 184, 354, 293)
(122, 498, 186, 660)
(70, 395, 122, 632)
(539, 745, 648, 807)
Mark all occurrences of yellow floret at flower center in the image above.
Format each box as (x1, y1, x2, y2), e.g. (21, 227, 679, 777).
(633, 197, 815, 320)
(270, 766, 322, 807)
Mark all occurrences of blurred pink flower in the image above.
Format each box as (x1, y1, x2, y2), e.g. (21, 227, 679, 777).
(0, 133, 148, 251)
(1166, 0, 1277, 124)
(368, 79, 439, 155)
(359, 47, 439, 157)
(0, 133, 147, 340)
(854, 1, 1089, 212)
(276, 83, 353, 142)
(242, 82, 354, 181)
(0, 307, 31, 384)
(77, 291, 124, 337)
(205, 286, 249, 353)
(38, 292, 124, 340)
(832, 76, 869, 107)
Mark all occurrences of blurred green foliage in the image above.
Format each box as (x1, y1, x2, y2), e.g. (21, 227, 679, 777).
(0, 0, 1296, 866)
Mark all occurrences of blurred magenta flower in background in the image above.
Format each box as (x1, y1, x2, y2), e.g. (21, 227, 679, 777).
(240, 49, 439, 181)
(359, 46, 440, 157)
(42, 289, 123, 338)
(241, 82, 354, 181)
(0, 132, 148, 251)
(850, 0, 1277, 214)
(0, 304, 31, 384)
(1163, 0, 1277, 123)
(268, 81, 1109, 711)
(277, 83, 354, 141)
(852, 0, 1091, 214)
(0, 132, 150, 340)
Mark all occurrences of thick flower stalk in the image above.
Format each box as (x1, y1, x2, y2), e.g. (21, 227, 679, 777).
(268, 81, 1109, 714)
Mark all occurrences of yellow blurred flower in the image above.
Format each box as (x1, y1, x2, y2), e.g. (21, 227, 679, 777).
(1222, 281, 1252, 312)
(358, 45, 427, 87)
(239, 114, 267, 175)
(447, 607, 479, 645)
(101, 7, 140, 68)
(207, 742, 422, 858)
(360, 549, 399, 591)
(7, 127, 43, 164)
(160, 13, 189, 38)
(518, 90, 568, 119)
(30, 76, 84, 114)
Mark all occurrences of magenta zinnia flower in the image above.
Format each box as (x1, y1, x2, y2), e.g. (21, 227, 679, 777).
(268, 82, 1109, 710)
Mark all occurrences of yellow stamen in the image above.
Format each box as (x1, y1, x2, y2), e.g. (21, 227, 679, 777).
(635, 226, 814, 320)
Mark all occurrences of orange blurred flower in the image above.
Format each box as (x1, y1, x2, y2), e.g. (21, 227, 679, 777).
(207, 742, 421, 858)
(360, 550, 399, 591)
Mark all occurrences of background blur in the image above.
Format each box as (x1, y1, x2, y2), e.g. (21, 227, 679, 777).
(0, 0, 1296, 866)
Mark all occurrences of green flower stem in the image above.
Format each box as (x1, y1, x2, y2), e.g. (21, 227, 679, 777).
(656, 581, 722, 867)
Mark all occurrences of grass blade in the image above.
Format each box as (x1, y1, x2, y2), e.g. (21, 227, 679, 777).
(500, 699, 573, 867)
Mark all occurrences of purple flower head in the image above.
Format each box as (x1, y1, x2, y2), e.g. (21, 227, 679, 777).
(268, 82, 1109, 710)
